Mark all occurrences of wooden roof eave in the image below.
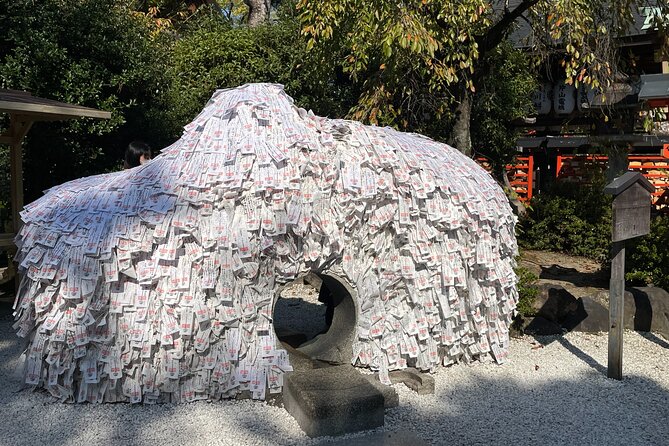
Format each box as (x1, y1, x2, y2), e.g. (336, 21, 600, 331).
(0, 100, 111, 121)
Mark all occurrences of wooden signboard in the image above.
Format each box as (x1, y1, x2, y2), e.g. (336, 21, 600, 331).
(610, 182, 651, 242)
(603, 171, 654, 380)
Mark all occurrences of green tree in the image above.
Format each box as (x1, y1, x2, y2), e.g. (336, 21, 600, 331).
(133, 0, 278, 29)
(0, 0, 167, 203)
(160, 4, 357, 136)
(471, 42, 537, 176)
(298, 0, 669, 156)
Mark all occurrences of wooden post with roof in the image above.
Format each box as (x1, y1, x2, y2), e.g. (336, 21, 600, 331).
(0, 89, 110, 287)
(603, 171, 655, 380)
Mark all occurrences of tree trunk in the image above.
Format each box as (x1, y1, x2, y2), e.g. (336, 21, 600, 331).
(448, 90, 472, 156)
(245, 0, 269, 27)
(606, 143, 629, 183)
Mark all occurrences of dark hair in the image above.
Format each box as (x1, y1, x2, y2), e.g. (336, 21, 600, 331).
(124, 141, 152, 169)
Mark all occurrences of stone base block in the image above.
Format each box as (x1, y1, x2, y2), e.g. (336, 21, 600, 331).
(283, 365, 385, 437)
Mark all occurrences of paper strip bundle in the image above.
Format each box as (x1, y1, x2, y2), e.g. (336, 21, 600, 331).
(13, 83, 518, 403)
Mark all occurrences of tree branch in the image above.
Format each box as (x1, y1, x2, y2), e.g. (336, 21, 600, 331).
(476, 0, 542, 57)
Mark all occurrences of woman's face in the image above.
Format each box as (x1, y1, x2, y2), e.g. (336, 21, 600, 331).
(139, 154, 151, 165)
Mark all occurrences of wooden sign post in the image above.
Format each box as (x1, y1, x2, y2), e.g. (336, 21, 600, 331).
(603, 172, 654, 380)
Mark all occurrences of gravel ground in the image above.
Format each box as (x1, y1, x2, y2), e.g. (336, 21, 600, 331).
(1, 315, 668, 446)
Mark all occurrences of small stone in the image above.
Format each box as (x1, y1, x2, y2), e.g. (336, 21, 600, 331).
(388, 368, 435, 395)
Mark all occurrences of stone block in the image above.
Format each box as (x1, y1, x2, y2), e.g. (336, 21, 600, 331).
(359, 374, 399, 408)
(627, 287, 669, 339)
(283, 365, 385, 437)
(317, 430, 429, 446)
(563, 296, 608, 333)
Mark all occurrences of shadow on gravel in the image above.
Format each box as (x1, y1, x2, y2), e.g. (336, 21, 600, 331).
(389, 368, 669, 446)
(554, 336, 607, 375)
(638, 331, 669, 350)
(528, 333, 607, 375)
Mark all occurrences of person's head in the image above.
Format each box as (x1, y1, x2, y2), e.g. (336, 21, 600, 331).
(124, 141, 152, 169)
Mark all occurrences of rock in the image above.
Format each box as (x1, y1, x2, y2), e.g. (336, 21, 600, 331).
(388, 368, 435, 395)
(532, 284, 579, 323)
(297, 273, 358, 365)
(303, 272, 323, 290)
(520, 284, 668, 336)
(627, 287, 669, 339)
(562, 296, 609, 333)
(274, 328, 308, 348)
(283, 365, 385, 437)
(282, 343, 331, 371)
(12, 83, 520, 402)
(540, 264, 581, 279)
(563, 290, 637, 333)
(524, 316, 563, 335)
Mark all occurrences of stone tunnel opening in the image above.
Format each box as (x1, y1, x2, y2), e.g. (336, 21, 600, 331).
(273, 273, 357, 364)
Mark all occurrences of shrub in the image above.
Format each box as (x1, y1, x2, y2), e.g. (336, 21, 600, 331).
(510, 264, 539, 334)
(518, 180, 612, 262)
(626, 214, 669, 290)
(515, 266, 539, 317)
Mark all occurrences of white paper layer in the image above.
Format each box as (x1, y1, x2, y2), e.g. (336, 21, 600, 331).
(13, 83, 518, 403)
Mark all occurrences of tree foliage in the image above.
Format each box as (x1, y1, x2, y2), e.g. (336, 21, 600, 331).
(471, 42, 537, 173)
(160, 4, 356, 137)
(298, 0, 669, 154)
(0, 0, 167, 203)
(0, 0, 357, 211)
(519, 180, 612, 262)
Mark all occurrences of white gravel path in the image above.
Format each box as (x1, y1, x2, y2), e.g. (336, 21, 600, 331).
(1, 315, 668, 446)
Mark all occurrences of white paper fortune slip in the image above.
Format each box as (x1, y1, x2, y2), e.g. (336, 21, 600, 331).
(12, 83, 518, 404)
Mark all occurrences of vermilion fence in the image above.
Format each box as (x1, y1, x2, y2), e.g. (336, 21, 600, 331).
(476, 144, 669, 210)
(556, 145, 669, 210)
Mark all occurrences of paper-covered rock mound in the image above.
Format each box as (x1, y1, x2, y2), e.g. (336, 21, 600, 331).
(13, 83, 518, 403)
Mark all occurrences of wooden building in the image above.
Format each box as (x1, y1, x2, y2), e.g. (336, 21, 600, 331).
(484, 3, 669, 210)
